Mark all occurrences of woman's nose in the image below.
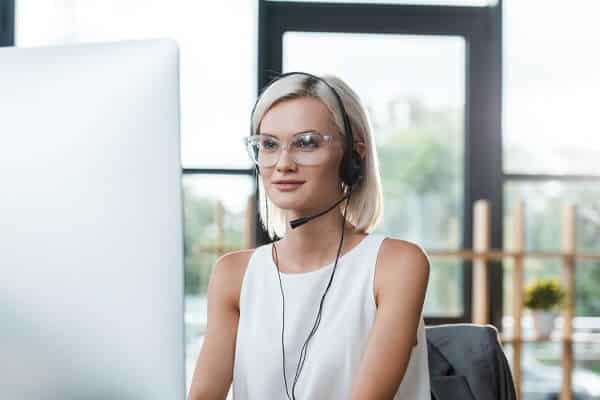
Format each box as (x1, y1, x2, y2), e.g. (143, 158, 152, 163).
(275, 147, 297, 171)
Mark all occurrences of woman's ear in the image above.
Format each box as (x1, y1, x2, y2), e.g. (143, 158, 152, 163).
(354, 141, 367, 161)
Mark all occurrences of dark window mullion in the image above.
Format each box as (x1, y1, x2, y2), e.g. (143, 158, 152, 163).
(0, 0, 15, 47)
(268, 1, 490, 35)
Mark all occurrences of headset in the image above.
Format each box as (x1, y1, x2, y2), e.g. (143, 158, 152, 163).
(249, 71, 364, 400)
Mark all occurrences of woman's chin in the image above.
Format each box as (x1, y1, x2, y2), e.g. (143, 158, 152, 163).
(269, 190, 315, 210)
(269, 197, 304, 211)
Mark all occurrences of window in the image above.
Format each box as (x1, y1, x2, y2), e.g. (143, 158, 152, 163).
(502, 0, 600, 319)
(284, 32, 466, 316)
(183, 174, 254, 389)
(502, 0, 600, 392)
(503, 181, 600, 317)
(503, 0, 600, 175)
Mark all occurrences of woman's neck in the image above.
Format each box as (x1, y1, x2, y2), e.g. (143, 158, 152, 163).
(273, 212, 362, 273)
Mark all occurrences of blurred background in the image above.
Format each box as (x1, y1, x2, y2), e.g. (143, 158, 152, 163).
(2, 0, 599, 398)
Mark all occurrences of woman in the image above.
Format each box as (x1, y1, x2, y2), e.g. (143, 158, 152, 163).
(188, 72, 431, 400)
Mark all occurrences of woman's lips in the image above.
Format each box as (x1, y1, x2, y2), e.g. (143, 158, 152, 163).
(274, 182, 305, 191)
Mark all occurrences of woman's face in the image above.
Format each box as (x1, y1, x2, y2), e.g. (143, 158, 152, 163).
(258, 96, 345, 215)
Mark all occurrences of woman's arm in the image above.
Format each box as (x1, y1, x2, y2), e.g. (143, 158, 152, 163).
(188, 251, 250, 400)
(350, 239, 430, 400)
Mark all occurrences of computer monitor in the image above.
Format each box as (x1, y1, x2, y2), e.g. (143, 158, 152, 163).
(0, 38, 184, 400)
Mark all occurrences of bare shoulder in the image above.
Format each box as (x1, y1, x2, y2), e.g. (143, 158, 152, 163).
(214, 248, 256, 275)
(210, 248, 257, 310)
(374, 238, 430, 307)
(377, 238, 431, 271)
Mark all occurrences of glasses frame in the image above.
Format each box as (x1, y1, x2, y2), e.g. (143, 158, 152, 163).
(242, 130, 343, 167)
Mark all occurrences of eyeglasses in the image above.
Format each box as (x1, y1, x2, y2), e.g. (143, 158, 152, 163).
(243, 131, 341, 167)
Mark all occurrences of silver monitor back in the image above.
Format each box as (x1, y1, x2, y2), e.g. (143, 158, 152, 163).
(0, 38, 184, 400)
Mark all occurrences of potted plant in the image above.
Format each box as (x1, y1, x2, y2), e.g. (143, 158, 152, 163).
(523, 278, 566, 338)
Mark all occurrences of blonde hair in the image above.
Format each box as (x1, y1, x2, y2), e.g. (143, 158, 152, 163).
(251, 73, 384, 239)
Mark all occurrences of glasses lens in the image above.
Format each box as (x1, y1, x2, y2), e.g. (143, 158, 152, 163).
(293, 132, 325, 152)
(246, 133, 331, 167)
(258, 136, 280, 166)
(292, 132, 329, 165)
(244, 136, 261, 164)
(245, 135, 280, 166)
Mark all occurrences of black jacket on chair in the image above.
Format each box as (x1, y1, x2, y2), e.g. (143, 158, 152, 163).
(426, 323, 517, 400)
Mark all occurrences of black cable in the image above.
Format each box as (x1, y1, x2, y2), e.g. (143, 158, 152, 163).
(264, 187, 293, 399)
(291, 189, 352, 397)
(273, 187, 353, 400)
(273, 236, 293, 399)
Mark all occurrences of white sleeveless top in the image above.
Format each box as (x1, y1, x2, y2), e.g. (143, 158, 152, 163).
(232, 233, 430, 399)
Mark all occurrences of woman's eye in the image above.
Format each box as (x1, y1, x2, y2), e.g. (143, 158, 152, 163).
(295, 134, 321, 149)
(261, 138, 279, 151)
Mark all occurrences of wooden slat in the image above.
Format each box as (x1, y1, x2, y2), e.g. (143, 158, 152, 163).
(425, 249, 600, 261)
(472, 200, 491, 325)
(244, 194, 255, 249)
(501, 333, 600, 344)
(560, 204, 576, 400)
(511, 201, 525, 399)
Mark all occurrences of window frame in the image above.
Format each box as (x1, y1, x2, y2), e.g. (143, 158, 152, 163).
(257, 0, 504, 327)
(3, 0, 506, 328)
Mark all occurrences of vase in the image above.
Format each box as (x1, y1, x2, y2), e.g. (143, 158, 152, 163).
(531, 309, 558, 338)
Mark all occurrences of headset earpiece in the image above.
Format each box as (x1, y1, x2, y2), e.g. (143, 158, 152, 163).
(340, 148, 363, 188)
